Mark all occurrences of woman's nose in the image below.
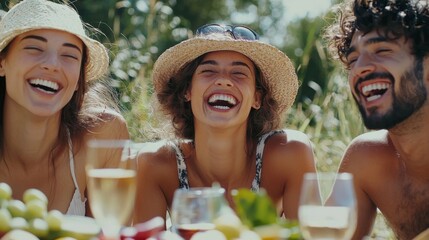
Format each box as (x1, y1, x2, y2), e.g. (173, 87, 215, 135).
(40, 52, 60, 71)
(214, 76, 233, 87)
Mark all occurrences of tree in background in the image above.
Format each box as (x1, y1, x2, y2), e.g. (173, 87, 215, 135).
(0, 0, 362, 154)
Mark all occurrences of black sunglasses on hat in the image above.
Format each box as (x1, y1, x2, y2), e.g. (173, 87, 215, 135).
(195, 23, 259, 40)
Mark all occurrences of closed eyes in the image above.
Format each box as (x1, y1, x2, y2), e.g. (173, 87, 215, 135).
(24, 46, 43, 51)
(61, 53, 80, 60)
(24, 47, 80, 61)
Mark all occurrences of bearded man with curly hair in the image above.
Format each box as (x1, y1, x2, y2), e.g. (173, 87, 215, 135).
(325, 0, 429, 239)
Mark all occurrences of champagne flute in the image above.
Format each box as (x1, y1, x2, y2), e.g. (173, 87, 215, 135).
(86, 139, 138, 240)
(298, 172, 357, 240)
(170, 186, 227, 240)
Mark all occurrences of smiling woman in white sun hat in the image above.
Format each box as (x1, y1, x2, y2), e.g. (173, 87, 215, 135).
(134, 24, 316, 226)
(0, 0, 129, 216)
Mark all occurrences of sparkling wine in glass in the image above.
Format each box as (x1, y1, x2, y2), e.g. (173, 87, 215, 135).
(170, 186, 227, 240)
(86, 139, 138, 240)
(298, 172, 357, 240)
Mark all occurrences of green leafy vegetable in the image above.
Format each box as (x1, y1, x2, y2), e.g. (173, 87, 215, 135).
(232, 188, 277, 228)
(232, 188, 303, 240)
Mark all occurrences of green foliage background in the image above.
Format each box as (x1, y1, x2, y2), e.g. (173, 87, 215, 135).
(0, 0, 394, 238)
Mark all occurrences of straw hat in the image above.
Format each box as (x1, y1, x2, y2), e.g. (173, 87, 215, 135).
(153, 34, 299, 115)
(0, 0, 109, 81)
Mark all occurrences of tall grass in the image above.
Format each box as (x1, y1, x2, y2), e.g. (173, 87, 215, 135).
(285, 69, 365, 172)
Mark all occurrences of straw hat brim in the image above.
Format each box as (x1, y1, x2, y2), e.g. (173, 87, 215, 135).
(153, 37, 298, 114)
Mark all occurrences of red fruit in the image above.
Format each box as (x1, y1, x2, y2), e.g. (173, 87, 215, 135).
(121, 217, 164, 240)
(147, 231, 184, 240)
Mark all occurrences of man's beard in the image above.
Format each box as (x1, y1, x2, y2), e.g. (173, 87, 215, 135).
(354, 59, 427, 130)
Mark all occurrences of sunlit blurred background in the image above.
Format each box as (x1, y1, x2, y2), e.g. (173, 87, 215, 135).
(0, 0, 394, 238)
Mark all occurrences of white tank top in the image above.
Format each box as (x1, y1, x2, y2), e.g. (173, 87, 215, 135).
(65, 129, 86, 215)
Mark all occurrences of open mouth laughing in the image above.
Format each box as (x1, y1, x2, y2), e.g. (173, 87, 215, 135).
(208, 93, 238, 110)
(360, 81, 391, 102)
(29, 79, 59, 94)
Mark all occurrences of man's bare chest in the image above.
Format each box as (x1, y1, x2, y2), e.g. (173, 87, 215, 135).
(374, 179, 429, 239)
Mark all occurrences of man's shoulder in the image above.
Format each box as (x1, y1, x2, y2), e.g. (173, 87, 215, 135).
(350, 129, 389, 147)
(341, 129, 393, 169)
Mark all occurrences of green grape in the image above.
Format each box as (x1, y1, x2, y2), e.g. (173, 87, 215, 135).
(59, 216, 101, 240)
(9, 217, 29, 230)
(0, 208, 12, 232)
(28, 218, 49, 238)
(0, 183, 12, 201)
(0, 199, 8, 209)
(23, 188, 48, 205)
(26, 199, 47, 220)
(7, 200, 27, 218)
(1, 229, 39, 240)
(45, 209, 63, 231)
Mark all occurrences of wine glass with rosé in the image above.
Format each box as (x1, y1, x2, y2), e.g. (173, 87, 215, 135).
(170, 186, 227, 240)
(298, 172, 357, 240)
(86, 139, 138, 240)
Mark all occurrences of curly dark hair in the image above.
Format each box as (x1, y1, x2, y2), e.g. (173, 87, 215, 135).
(326, 0, 429, 65)
(156, 52, 283, 144)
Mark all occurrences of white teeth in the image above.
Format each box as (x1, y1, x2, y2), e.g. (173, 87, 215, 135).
(208, 94, 237, 105)
(213, 105, 229, 110)
(367, 95, 382, 102)
(29, 79, 59, 94)
(362, 83, 390, 96)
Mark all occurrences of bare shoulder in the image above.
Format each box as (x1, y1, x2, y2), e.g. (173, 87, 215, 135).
(282, 128, 313, 144)
(136, 140, 180, 185)
(343, 130, 390, 160)
(137, 140, 178, 167)
(87, 107, 129, 139)
(264, 129, 313, 155)
(340, 130, 393, 175)
(349, 129, 389, 146)
(260, 129, 316, 210)
(263, 129, 315, 168)
(135, 140, 181, 207)
(134, 140, 182, 223)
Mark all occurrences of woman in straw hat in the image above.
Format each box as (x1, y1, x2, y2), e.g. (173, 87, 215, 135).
(134, 24, 316, 225)
(0, 0, 128, 216)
